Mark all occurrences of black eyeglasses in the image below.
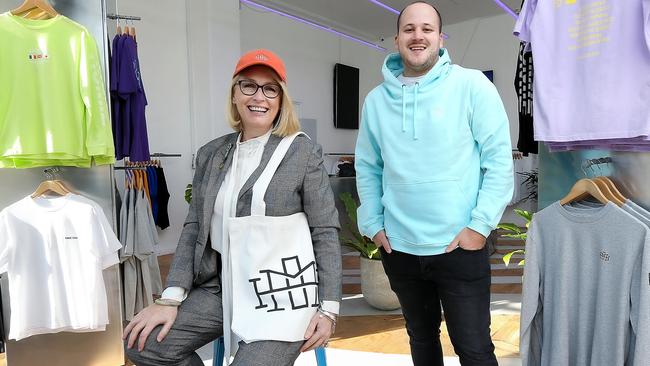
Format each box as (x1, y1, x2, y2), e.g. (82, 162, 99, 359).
(237, 80, 282, 99)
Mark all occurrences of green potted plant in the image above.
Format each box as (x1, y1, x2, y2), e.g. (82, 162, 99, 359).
(184, 183, 192, 204)
(339, 192, 400, 310)
(498, 168, 537, 267)
(497, 209, 533, 267)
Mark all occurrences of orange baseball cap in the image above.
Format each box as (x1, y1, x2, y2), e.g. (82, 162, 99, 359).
(233, 49, 287, 82)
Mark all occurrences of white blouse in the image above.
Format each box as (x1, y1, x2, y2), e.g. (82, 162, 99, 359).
(211, 130, 272, 254)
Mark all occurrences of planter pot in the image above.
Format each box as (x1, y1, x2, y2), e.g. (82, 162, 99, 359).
(359, 256, 401, 310)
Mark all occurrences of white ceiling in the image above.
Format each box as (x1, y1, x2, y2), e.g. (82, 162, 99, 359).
(243, 0, 522, 47)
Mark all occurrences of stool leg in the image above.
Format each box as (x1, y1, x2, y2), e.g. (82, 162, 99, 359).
(213, 337, 225, 366)
(315, 347, 327, 366)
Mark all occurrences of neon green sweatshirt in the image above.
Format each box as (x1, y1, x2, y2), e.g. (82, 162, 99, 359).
(0, 12, 114, 168)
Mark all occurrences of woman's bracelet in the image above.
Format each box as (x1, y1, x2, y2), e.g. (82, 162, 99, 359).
(317, 307, 338, 325)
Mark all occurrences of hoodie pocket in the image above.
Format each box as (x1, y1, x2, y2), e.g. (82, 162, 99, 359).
(382, 179, 472, 246)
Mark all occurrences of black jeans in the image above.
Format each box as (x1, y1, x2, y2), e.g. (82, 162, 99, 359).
(380, 246, 497, 366)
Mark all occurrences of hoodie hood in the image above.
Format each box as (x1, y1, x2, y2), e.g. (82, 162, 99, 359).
(382, 47, 452, 95)
(381, 48, 452, 139)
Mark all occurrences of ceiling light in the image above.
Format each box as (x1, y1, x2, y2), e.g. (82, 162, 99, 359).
(367, 0, 399, 15)
(492, 0, 518, 19)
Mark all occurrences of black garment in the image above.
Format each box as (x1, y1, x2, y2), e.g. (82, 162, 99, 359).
(154, 166, 170, 229)
(514, 41, 537, 155)
(380, 247, 497, 366)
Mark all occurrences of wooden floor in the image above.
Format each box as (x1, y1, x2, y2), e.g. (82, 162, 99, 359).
(331, 314, 520, 358)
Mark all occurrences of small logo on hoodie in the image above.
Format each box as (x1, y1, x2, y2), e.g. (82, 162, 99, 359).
(599, 250, 610, 262)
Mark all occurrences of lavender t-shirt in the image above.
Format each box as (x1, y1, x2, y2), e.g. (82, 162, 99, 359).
(514, 0, 650, 143)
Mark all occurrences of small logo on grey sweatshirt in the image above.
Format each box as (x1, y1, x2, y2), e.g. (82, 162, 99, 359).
(599, 251, 610, 262)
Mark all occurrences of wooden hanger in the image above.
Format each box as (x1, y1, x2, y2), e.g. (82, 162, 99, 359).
(11, 0, 58, 20)
(594, 176, 626, 203)
(125, 169, 132, 190)
(31, 179, 71, 198)
(591, 177, 624, 206)
(559, 178, 613, 206)
(131, 170, 137, 190)
(116, 19, 122, 35)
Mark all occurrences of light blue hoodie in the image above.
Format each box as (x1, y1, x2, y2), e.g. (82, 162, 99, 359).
(355, 49, 514, 255)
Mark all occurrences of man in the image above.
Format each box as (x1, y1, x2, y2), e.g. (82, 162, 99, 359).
(355, 2, 513, 365)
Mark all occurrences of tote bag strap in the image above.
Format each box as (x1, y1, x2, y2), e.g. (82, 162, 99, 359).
(250, 132, 307, 216)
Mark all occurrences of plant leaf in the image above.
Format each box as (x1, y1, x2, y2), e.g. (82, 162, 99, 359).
(497, 223, 522, 234)
(501, 233, 527, 240)
(514, 209, 533, 222)
(342, 239, 365, 254)
(184, 184, 192, 204)
(502, 250, 525, 266)
(338, 192, 381, 259)
(339, 192, 358, 225)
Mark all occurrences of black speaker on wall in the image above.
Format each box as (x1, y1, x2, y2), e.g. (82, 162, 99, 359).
(333, 63, 359, 129)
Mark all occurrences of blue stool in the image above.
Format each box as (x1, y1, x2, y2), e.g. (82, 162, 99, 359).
(212, 337, 327, 366)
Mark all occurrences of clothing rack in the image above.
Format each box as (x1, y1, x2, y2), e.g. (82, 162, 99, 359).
(106, 14, 141, 21)
(43, 166, 63, 179)
(150, 153, 182, 158)
(113, 166, 147, 171)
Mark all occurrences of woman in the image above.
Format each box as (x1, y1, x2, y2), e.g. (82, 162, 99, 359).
(123, 49, 342, 366)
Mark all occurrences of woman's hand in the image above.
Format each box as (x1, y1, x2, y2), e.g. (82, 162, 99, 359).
(123, 303, 178, 352)
(301, 311, 335, 352)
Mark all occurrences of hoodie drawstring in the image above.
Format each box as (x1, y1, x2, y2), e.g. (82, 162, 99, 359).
(401, 85, 406, 133)
(413, 82, 419, 140)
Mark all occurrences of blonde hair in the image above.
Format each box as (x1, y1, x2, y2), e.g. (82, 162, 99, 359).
(226, 73, 301, 137)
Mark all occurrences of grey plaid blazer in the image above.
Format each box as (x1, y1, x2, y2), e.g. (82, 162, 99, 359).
(166, 132, 342, 302)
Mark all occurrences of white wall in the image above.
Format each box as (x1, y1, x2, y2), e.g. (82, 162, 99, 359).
(443, 13, 521, 146)
(112, 0, 240, 254)
(186, 0, 241, 147)
(239, 5, 388, 154)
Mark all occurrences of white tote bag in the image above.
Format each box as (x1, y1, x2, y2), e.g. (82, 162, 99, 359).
(229, 132, 319, 342)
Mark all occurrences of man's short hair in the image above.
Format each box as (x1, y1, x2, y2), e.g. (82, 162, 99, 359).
(396, 1, 442, 33)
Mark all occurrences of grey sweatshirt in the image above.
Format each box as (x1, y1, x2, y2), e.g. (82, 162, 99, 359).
(521, 201, 650, 366)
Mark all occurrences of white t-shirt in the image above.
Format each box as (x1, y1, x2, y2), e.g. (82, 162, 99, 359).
(0, 193, 121, 340)
(397, 73, 424, 86)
